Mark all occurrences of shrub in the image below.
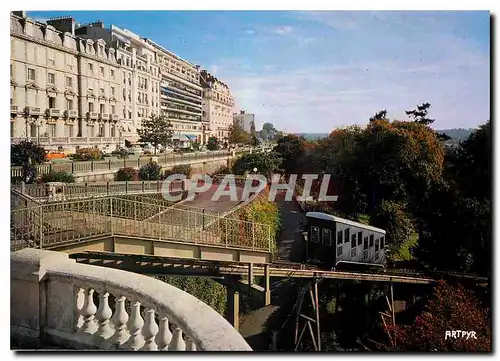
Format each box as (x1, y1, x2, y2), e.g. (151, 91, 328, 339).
(206, 136, 220, 151)
(115, 167, 139, 181)
(11, 141, 47, 166)
(40, 171, 75, 183)
(164, 164, 192, 178)
(72, 147, 103, 161)
(139, 161, 163, 181)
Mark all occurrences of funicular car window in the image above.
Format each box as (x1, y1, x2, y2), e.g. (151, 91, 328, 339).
(369, 234, 374, 247)
(357, 232, 362, 246)
(311, 227, 320, 243)
(380, 236, 385, 249)
(375, 239, 379, 252)
(344, 228, 350, 243)
(322, 228, 331, 246)
(351, 234, 356, 249)
(337, 230, 343, 245)
(364, 237, 368, 250)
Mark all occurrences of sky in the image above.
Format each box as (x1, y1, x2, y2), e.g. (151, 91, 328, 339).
(28, 10, 490, 133)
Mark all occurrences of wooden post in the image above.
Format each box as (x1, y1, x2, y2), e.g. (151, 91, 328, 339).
(248, 262, 254, 289)
(391, 283, 396, 346)
(264, 264, 271, 306)
(226, 287, 240, 331)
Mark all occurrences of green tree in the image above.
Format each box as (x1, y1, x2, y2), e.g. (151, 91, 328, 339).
(139, 161, 163, 181)
(405, 102, 434, 125)
(228, 123, 250, 145)
(260, 122, 277, 142)
(232, 152, 282, 178)
(206, 136, 220, 151)
(273, 134, 307, 175)
(371, 199, 414, 251)
(11, 141, 46, 166)
(137, 114, 174, 154)
(369, 109, 388, 122)
(40, 171, 75, 183)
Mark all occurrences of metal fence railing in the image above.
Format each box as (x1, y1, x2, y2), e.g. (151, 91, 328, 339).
(11, 146, 274, 179)
(10, 195, 272, 253)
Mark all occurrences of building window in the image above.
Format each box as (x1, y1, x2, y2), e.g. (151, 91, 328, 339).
(30, 124, 37, 137)
(111, 105, 115, 114)
(111, 87, 115, 96)
(110, 69, 115, 79)
(66, 99, 73, 110)
(98, 124, 104, 137)
(65, 124, 74, 137)
(48, 124, 56, 137)
(123, 71, 126, 84)
(27, 68, 36, 81)
(111, 125, 115, 137)
(322, 229, 331, 246)
(88, 102, 94, 112)
(66, 76, 73, 88)
(10, 64, 13, 77)
(310, 227, 319, 243)
(99, 104, 105, 114)
(10, 123, 14, 138)
(100, 66, 104, 77)
(48, 97, 56, 109)
(100, 88, 105, 96)
(89, 63, 94, 74)
(128, 111, 132, 119)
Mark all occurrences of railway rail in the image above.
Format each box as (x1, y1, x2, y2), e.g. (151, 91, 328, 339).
(69, 251, 475, 285)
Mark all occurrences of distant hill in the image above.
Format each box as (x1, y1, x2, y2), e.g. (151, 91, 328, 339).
(295, 133, 328, 140)
(436, 128, 475, 142)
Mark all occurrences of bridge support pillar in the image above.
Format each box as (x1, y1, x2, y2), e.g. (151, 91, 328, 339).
(226, 287, 240, 331)
(264, 264, 271, 306)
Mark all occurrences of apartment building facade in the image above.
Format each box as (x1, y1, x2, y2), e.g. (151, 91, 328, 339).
(233, 110, 255, 133)
(10, 11, 235, 152)
(200, 70, 235, 144)
(10, 12, 124, 153)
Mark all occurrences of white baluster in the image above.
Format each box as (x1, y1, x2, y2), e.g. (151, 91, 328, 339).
(186, 338, 197, 351)
(168, 327, 186, 351)
(75, 288, 85, 330)
(95, 292, 114, 341)
(111, 295, 129, 347)
(80, 288, 98, 334)
(141, 308, 159, 351)
(126, 301, 145, 350)
(155, 316, 172, 351)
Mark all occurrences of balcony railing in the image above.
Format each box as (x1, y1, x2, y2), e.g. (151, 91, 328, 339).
(112, 114, 119, 121)
(101, 114, 110, 121)
(11, 105, 18, 114)
(89, 112, 98, 120)
(68, 110, 78, 118)
(28, 107, 41, 116)
(11, 249, 252, 351)
(49, 109, 60, 117)
(10, 137, 122, 147)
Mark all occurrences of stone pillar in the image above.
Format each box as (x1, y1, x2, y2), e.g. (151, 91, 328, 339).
(11, 249, 77, 347)
(226, 288, 239, 331)
(80, 119, 87, 138)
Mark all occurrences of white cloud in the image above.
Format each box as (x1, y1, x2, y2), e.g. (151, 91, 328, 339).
(273, 25, 294, 35)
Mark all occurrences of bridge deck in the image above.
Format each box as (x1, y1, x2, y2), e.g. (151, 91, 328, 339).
(70, 251, 441, 285)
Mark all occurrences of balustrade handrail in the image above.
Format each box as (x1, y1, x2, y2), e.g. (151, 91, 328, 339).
(11, 249, 252, 351)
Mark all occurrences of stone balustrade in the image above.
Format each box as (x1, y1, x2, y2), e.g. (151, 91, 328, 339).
(11, 248, 252, 351)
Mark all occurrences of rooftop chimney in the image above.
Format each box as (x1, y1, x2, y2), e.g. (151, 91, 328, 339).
(47, 16, 76, 36)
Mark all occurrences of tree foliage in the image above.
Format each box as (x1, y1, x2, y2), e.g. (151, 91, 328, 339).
(369, 109, 388, 122)
(72, 147, 103, 161)
(383, 281, 491, 352)
(206, 136, 220, 151)
(372, 200, 414, 250)
(40, 171, 75, 183)
(259, 122, 278, 142)
(232, 152, 282, 178)
(164, 164, 192, 178)
(137, 114, 174, 154)
(228, 123, 251, 145)
(11, 141, 46, 166)
(273, 134, 307, 175)
(405, 102, 434, 125)
(138, 161, 163, 181)
(115, 167, 139, 181)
